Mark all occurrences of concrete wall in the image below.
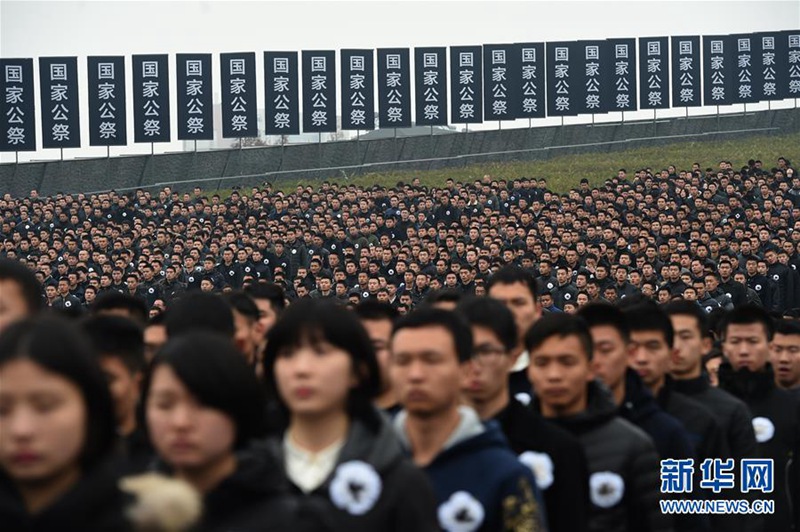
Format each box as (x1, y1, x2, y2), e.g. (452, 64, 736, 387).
(1, 108, 798, 196)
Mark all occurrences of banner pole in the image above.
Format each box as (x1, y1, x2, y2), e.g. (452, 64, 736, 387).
(318, 132, 322, 168)
(193, 140, 197, 153)
(716, 105, 720, 130)
(107, 146, 110, 159)
(60, 148, 63, 161)
(151, 142, 154, 155)
(528, 118, 532, 129)
(498, 120, 501, 131)
(743, 103, 747, 117)
(653, 109, 657, 137)
(15, 151, 18, 164)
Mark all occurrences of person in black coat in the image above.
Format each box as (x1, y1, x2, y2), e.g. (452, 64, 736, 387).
(143, 332, 308, 531)
(262, 299, 439, 531)
(719, 305, 800, 532)
(0, 317, 130, 531)
(457, 296, 589, 532)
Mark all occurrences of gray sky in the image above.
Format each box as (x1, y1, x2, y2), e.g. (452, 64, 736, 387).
(1, 0, 798, 162)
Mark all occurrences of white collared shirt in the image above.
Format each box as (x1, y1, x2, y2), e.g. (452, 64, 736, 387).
(284, 432, 345, 494)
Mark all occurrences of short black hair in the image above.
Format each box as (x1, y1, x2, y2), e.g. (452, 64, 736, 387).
(264, 299, 381, 431)
(354, 300, 398, 323)
(0, 258, 42, 316)
(0, 316, 117, 469)
(623, 302, 675, 348)
(81, 314, 145, 373)
(91, 291, 148, 325)
(393, 307, 473, 363)
(144, 332, 268, 448)
(773, 319, 800, 337)
(225, 290, 260, 321)
(422, 289, 464, 307)
(664, 300, 710, 338)
(486, 265, 540, 300)
(165, 293, 235, 338)
(578, 303, 630, 343)
(525, 313, 593, 361)
(456, 296, 517, 352)
(722, 304, 775, 341)
(244, 282, 286, 314)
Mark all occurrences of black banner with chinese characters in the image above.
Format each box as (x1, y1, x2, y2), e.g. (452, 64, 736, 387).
(703, 35, 733, 106)
(39, 57, 80, 149)
(132, 55, 170, 143)
(414, 47, 447, 126)
(604, 38, 637, 112)
(730, 34, 759, 104)
(546, 41, 578, 116)
(87, 56, 127, 146)
(482, 44, 515, 121)
(264, 52, 300, 136)
(302, 51, 336, 133)
(575, 40, 606, 115)
(220, 52, 257, 138)
(450, 46, 483, 124)
(0, 59, 36, 151)
(638, 37, 670, 110)
(377, 48, 410, 129)
(512, 43, 545, 119)
(785, 30, 800, 99)
(671, 36, 701, 107)
(340, 49, 374, 130)
(176, 54, 213, 140)
(755, 33, 783, 102)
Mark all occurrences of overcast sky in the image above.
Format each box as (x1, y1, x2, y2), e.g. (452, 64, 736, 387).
(1, 0, 798, 162)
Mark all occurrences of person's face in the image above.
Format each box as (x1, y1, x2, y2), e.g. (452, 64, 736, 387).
(723, 323, 771, 372)
(390, 325, 465, 417)
(232, 311, 257, 365)
(629, 329, 674, 392)
(463, 326, 514, 407)
(670, 315, 711, 378)
(361, 318, 394, 395)
(528, 334, 593, 417)
(144, 324, 168, 363)
(588, 325, 631, 395)
(146, 365, 236, 470)
(0, 359, 86, 483)
(0, 279, 31, 334)
(98, 356, 141, 428)
(273, 338, 356, 418)
(489, 282, 541, 346)
(770, 332, 800, 388)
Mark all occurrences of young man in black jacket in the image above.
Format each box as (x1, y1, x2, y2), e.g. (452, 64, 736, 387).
(719, 305, 800, 531)
(770, 318, 800, 397)
(457, 296, 589, 532)
(526, 313, 670, 532)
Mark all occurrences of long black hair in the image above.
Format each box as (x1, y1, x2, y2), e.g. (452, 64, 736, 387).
(263, 299, 381, 432)
(0, 316, 117, 469)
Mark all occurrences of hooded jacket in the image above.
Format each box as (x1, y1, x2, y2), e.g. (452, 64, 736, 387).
(495, 396, 590, 532)
(718, 362, 800, 532)
(538, 380, 672, 532)
(395, 406, 547, 532)
(268, 413, 439, 532)
(0, 457, 131, 532)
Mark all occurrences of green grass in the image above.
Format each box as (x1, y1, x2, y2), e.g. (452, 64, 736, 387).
(218, 131, 800, 197)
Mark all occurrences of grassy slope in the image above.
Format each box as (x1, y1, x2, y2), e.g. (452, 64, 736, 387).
(218, 131, 800, 196)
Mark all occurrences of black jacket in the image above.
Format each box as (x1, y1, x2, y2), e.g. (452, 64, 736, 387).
(538, 380, 672, 532)
(495, 397, 590, 532)
(0, 458, 131, 531)
(718, 362, 800, 532)
(267, 414, 439, 532)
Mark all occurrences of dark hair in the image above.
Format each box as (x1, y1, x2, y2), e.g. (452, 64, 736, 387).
(0, 258, 42, 316)
(165, 293, 235, 338)
(81, 315, 145, 373)
(0, 316, 117, 469)
(456, 296, 517, 352)
(91, 291, 148, 325)
(525, 313, 593, 361)
(244, 282, 286, 314)
(623, 302, 675, 348)
(773, 319, 800, 337)
(143, 332, 268, 449)
(664, 300, 710, 338)
(486, 265, 540, 300)
(354, 300, 398, 323)
(722, 304, 775, 341)
(577, 303, 630, 342)
(422, 289, 464, 307)
(393, 307, 473, 363)
(264, 299, 381, 431)
(225, 290, 260, 321)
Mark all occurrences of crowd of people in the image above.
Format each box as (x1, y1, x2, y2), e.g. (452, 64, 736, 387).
(0, 155, 798, 531)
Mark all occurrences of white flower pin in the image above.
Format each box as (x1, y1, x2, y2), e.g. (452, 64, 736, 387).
(519, 451, 555, 490)
(514, 392, 532, 406)
(328, 460, 382, 516)
(589, 471, 625, 508)
(752, 417, 775, 443)
(438, 491, 485, 532)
